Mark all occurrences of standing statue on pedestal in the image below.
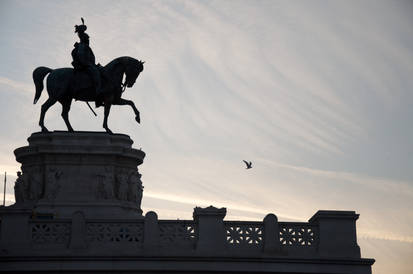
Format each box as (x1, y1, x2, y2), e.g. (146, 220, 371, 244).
(14, 171, 25, 204)
(33, 18, 145, 134)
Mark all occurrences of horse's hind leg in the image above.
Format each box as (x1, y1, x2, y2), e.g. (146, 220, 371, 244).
(61, 99, 74, 132)
(39, 97, 57, 132)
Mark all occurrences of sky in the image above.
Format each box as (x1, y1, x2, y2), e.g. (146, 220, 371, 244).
(1, 0, 413, 273)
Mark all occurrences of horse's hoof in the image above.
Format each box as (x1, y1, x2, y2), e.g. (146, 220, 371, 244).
(135, 115, 140, 124)
(105, 128, 113, 134)
(41, 127, 49, 133)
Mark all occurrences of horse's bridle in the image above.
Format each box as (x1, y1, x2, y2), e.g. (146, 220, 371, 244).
(121, 81, 127, 93)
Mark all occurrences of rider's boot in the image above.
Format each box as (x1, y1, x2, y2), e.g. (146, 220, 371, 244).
(95, 84, 104, 107)
(94, 75, 104, 107)
(87, 65, 104, 108)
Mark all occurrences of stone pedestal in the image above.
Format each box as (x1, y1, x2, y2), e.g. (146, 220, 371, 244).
(13, 131, 145, 219)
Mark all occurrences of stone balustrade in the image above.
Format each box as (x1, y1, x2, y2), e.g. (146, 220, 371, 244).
(1, 206, 362, 259)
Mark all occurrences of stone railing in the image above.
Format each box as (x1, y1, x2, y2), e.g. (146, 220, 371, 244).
(30, 219, 71, 246)
(278, 222, 318, 247)
(86, 219, 145, 245)
(0, 207, 361, 258)
(225, 221, 264, 247)
(158, 220, 197, 246)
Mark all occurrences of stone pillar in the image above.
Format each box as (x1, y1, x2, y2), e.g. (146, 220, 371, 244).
(193, 206, 226, 253)
(143, 211, 160, 253)
(309, 210, 361, 258)
(69, 211, 87, 249)
(263, 213, 281, 253)
(0, 209, 32, 251)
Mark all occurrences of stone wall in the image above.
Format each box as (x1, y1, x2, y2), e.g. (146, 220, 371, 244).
(0, 206, 374, 273)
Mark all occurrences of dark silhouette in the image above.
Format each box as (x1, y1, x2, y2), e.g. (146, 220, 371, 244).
(243, 160, 252, 169)
(32, 18, 145, 134)
(71, 18, 103, 107)
(33, 56, 144, 134)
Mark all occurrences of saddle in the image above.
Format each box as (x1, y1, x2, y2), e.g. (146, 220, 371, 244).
(71, 65, 106, 99)
(71, 70, 93, 91)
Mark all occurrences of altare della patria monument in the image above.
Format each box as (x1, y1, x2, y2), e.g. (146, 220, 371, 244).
(0, 19, 374, 273)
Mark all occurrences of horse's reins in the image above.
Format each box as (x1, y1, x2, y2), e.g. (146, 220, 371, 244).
(86, 81, 127, 117)
(86, 101, 97, 116)
(121, 80, 127, 93)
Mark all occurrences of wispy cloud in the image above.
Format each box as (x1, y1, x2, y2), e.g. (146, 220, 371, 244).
(259, 159, 413, 198)
(143, 191, 301, 221)
(359, 230, 413, 244)
(0, 77, 32, 94)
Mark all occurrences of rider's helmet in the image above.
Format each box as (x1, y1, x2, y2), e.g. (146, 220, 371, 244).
(74, 17, 87, 34)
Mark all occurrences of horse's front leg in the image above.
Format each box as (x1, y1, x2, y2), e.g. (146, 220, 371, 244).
(116, 98, 140, 124)
(103, 103, 112, 134)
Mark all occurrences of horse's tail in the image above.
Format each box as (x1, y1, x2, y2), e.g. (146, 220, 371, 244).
(32, 66, 52, 104)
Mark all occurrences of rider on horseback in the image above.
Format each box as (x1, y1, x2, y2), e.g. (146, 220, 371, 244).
(33, 18, 145, 133)
(71, 18, 104, 107)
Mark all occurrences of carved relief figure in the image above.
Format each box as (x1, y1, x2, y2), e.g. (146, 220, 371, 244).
(103, 174, 114, 199)
(136, 174, 143, 207)
(28, 167, 43, 201)
(45, 169, 63, 201)
(96, 168, 114, 200)
(128, 171, 143, 206)
(127, 171, 138, 202)
(116, 169, 129, 201)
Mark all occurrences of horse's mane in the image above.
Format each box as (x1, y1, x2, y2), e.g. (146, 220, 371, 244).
(105, 56, 141, 69)
(105, 56, 130, 69)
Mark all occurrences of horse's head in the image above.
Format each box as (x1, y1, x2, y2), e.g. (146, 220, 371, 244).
(124, 58, 144, 88)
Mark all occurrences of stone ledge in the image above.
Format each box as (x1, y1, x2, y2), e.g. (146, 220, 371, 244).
(0, 256, 376, 273)
(28, 131, 134, 146)
(309, 210, 359, 223)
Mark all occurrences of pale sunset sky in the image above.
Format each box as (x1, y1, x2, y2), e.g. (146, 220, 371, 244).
(1, 1, 412, 273)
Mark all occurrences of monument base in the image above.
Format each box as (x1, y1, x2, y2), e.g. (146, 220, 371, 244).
(12, 131, 145, 219)
(0, 132, 375, 273)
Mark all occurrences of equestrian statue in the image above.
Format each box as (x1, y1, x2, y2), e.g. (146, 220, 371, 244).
(32, 18, 144, 134)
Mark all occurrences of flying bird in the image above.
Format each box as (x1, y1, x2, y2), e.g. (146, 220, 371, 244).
(243, 160, 252, 169)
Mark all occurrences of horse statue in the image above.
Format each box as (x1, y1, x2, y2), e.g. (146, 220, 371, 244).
(32, 56, 144, 134)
